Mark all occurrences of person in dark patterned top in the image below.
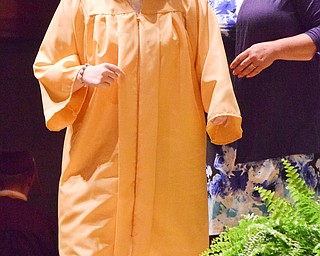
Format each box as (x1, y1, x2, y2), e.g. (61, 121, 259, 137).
(207, 0, 320, 237)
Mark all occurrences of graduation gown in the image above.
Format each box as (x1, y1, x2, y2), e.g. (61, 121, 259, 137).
(33, 0, 242, 255)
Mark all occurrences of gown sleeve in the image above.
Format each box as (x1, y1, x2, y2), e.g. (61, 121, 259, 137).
(186, 0, 242, 145)
(293, 0, 320, 52)
(33, 0, 87, 131)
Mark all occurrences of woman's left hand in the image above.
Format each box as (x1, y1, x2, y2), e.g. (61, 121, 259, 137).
(230, 41, 277, 78)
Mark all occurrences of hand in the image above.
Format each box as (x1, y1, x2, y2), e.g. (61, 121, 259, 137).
(82, 63, 125, 87)
(230, 41, 277, 78)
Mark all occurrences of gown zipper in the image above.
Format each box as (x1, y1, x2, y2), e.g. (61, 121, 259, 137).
(132, 12, 141, 239)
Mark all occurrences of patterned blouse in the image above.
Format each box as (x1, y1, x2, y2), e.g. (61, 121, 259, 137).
(208, 0, 243, 31)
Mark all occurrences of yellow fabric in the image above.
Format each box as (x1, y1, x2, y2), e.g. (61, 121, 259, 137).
(34, 0, 242, 255)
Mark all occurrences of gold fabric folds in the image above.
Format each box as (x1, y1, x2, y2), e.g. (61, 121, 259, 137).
(34, 0, 242, 255)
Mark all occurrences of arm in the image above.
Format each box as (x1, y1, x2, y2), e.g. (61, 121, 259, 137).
(33, 0, 86, 131)
(274, 34, 317, 61)
(34, 1, 124, 128)
(230, 34, 317, 78)
(231, 0, 320, 78)
(34, 0, 126, 131)
(187, 0, 242, 145)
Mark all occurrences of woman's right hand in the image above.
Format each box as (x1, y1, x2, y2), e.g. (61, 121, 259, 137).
(82, 63, 125, 88)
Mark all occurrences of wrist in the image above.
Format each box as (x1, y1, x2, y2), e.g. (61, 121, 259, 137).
(269, 41, 282, 61)
(77, 64, 90, 86)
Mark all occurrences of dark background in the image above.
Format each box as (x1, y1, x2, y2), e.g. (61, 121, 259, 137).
(0, 0, 62, 218)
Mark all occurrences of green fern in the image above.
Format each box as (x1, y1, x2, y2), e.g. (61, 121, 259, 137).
(201, 159, 320, 256)
(282, 159, 320, 225)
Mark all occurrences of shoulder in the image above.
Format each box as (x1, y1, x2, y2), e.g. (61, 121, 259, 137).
(183, 0, 210, 17)
(183, 0, 208, 9)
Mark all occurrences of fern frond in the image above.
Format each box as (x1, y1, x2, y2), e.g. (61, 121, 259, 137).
(313, 242, 320, 256)
(282, 159, 320, 225)
(254, 186, 301, 224)
(242, 224, 303, 256)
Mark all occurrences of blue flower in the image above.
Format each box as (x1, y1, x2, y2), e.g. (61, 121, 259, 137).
(211, 0, 237, 15)
(208, 173, 228, 197)
(229, 168, 248, 191)
(209, 0, 239, 28)
(300, 165, 318, 189)
(206, 164, 213, 180)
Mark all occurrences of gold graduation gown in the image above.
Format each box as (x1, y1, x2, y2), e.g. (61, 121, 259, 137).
(33, 0, 242, 255)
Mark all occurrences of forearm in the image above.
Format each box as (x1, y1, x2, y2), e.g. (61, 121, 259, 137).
(230, 33, 318, 78)
(272, 33, 317, 61)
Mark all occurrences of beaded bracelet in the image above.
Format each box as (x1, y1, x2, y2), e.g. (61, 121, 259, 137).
(77, 64, 90, 86)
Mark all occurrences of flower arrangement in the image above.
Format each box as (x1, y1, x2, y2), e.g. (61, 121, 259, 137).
(201, 159, 320, 256)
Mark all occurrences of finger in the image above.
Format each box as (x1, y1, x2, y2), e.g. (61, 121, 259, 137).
(237, 63, 257, 78)
(233, 58, 253, 76)
(104, 76, 115, 84)
(246, 67, 262, 78)
(105, 63, 125, 76)
(104, 71, 119, 80)
(230, 51, 249, 69)
(96, 79, 112, 88)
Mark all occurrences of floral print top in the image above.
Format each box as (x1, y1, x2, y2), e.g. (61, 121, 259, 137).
(208, 0, 243, 31)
